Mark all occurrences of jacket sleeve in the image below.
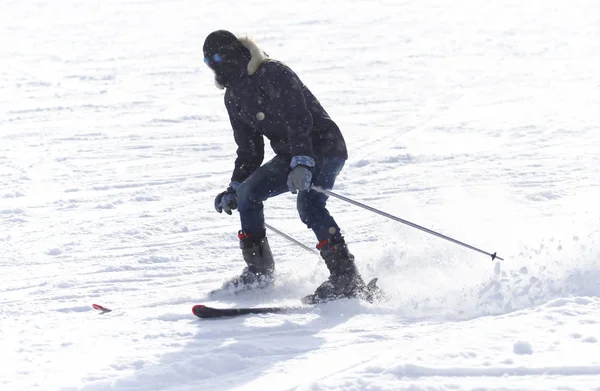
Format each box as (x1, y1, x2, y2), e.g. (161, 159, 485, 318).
(225, 97, 264, 184)
(260, 62, 315, 161)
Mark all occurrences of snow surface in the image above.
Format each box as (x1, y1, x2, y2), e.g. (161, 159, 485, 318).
(2, 0, 600, 390)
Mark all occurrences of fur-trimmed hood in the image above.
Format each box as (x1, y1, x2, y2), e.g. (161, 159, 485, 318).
(213, 36, 270, 90)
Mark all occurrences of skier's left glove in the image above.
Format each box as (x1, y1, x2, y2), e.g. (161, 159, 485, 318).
(214, 182, 239, 215)
(287, 156, 315, 194)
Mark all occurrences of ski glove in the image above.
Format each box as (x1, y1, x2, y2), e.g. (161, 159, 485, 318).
(287, 156, 315, 194)
(214, 182, 239, 215)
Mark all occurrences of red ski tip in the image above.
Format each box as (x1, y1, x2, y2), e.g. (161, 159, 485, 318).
(92, 304, 112, 312)
(192, 304, 206, 313)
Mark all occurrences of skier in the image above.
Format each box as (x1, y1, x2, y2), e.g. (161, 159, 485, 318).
(203, 30, 380, 304)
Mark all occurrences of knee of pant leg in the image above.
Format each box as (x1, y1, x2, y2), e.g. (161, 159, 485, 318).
(235, 182, 255, 212)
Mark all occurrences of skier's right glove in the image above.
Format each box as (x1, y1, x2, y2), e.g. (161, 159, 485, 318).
(214, 182, 239, 215)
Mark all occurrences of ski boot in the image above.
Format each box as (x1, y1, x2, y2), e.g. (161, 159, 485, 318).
(302, 237, 384, 304)
(211, 231, 275, 295)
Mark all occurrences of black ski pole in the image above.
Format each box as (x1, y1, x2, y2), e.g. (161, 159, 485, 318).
(311, 185, 503, 261)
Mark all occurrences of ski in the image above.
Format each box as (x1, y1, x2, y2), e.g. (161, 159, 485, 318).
(92, 304, 112, 313)
(192, 304, 301, 319)
(194, 277, 386, 319)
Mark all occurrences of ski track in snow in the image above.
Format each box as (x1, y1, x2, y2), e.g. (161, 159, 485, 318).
(2, 0, 600, 390)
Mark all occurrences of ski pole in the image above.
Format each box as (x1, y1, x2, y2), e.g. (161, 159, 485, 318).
(311, 185, 503, 261)
(265, 223, 317, 254)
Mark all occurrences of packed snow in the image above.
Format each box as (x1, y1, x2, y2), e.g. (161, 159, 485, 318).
(2, 0, 600, 390)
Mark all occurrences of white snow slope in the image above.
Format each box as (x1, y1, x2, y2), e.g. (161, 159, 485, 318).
(2, 0, 600, 390)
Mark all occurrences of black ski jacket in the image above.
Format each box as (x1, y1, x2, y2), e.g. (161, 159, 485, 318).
(223, 59, 348, 183)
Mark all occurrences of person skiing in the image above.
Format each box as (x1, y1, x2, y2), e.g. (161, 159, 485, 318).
(203, 30, 380, 304)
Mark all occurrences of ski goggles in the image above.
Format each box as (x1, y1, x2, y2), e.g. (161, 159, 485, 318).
(204, 53, 223, 65)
